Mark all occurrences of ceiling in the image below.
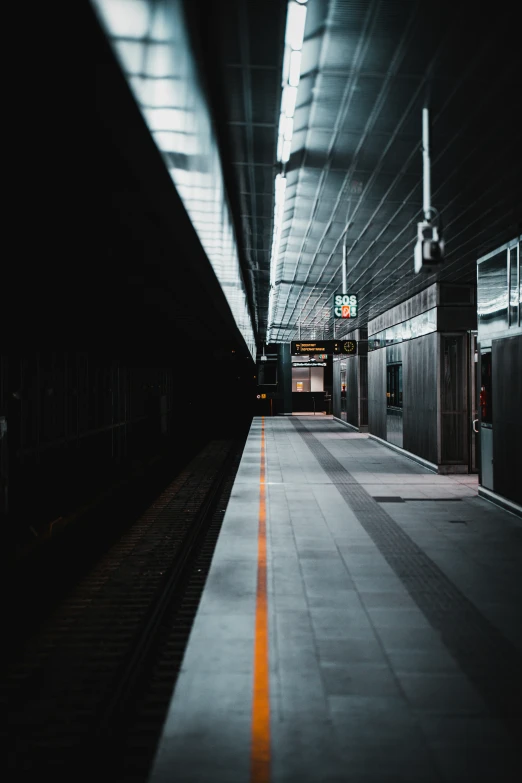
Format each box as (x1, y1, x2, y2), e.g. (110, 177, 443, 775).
(7, 1, 259, 360)
(197, 0, 522, 346)
(190, 0, 287, 345)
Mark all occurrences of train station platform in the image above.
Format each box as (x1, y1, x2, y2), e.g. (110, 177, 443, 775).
(149, 416, 522, 783)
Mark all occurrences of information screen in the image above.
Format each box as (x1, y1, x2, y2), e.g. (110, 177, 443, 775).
(291, 341, 357, 356)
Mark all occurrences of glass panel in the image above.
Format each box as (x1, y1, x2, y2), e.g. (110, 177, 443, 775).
(386, 364, 402, 409)
(292, 367, 310, 392)
(477, 250, 508, 336)
(519, 242, 522, 326)
(310, 367, 324, 391)
(368, 308, 437, 351)
(509, 244, 520, 327)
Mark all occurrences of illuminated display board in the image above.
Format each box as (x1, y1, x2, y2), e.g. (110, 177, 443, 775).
(333, 294, 358, 318)
(291, 341, 357, 356)
(292, 341, 333, 354)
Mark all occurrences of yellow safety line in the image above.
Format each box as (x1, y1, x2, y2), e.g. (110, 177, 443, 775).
(251, 416, 270, 782)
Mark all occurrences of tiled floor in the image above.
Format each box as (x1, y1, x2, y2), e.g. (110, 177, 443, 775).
(149, 417, 522, 783)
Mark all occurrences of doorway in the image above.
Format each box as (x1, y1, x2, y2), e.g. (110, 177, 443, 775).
(479, 350, 493, 489)
(468, 331, 478, 473)
(340, 362, 347, 421)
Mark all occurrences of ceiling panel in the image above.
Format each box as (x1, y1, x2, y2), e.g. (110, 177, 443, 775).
(190, 0, 521, 348)
(264, 0, 521, 343)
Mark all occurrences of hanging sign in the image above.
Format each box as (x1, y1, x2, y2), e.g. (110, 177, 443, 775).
(292, 341, 333, 355)
(291, 341, 357, 356)
(333, 293, 358, 318)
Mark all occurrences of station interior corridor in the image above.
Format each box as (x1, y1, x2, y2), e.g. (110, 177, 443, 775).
(3, 1, 522, 780)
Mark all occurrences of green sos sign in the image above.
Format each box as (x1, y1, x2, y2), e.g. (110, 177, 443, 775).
(334, 293, 358, 318)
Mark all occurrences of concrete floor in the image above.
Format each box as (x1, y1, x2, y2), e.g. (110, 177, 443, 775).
(149, 416, 522, 783)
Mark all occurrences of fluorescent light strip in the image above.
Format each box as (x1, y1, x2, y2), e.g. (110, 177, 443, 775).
(276, 1, 307, 163)
(268, 1, 307, 342)
(285, 2, 307, 51)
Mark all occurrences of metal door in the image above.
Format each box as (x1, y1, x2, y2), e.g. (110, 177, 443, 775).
(479, 350, 493, 489)
(0, 357, 8, 515)
(340, 362, 347, 421)
(468, 331, 478, 472)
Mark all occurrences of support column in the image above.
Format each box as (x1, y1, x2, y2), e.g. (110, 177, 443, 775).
(277, 344, 292, 414)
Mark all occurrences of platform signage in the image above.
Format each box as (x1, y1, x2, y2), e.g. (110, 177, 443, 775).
(333, 293, 358, 318)
(292, 341, 333, 355)
(291, 341, 357, 356)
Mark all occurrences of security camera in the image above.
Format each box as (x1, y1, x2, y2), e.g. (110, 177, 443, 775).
(414, 108, 445, 274)
(414, 220, 444, 274)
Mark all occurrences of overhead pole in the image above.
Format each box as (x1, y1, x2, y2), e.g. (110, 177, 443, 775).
(342, 240, 347, 295)
(422, 107, 431, 221)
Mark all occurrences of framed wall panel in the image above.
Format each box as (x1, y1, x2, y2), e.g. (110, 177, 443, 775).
(402, 333, 438, 464)
(368, 349, 386, 440)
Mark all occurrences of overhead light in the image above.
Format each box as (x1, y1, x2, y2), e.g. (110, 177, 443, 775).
(285, 1, 307, 51)
(275, 172, 287, 202)
(282, 46, 291, 85)
(278, 112, 286, 138)
(282, 85, 298, 118)
(270, 173, 287, 287)
(95, 0, 150, 39)
(143, 108, 188, 132)
(268, 0, 308, 340)
(153, 131, 198, 154)
(277, 134, 284, 161)
(289, 50, 302, 87)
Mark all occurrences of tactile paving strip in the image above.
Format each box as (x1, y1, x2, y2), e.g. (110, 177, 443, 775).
(291, 418, 522, 737)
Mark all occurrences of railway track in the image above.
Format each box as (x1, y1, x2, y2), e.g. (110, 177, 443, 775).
(3, 436, 246, 780)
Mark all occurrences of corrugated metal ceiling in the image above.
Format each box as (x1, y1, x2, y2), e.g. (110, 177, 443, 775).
(202, 0, 522, 345)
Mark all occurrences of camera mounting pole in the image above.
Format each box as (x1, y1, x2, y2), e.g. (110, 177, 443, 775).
(342, 240, 347, 295)
(422, 107, 431, 221)
(414, 106, 444, 273)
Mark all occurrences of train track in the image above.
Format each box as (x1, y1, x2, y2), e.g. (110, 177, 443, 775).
(3, 436, 246, 780)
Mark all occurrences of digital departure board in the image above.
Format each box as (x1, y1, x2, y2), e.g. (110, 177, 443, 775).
(292, 341, 334, 354)
(291, 341, 357, 356)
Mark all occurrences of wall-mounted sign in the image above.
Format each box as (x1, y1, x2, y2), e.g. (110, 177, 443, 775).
(292, 362, 327, 367)
(333, 293, 358, 318)
(291, 341, 357, 356)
